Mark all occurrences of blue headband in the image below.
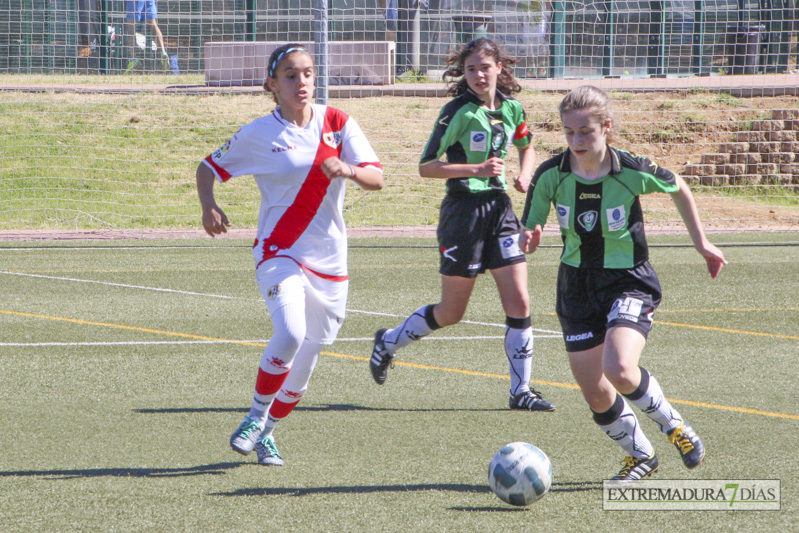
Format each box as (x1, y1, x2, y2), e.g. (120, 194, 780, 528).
(268, 47, 306, 78)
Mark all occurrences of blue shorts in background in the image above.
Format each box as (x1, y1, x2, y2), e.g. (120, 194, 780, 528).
(127, 1, 158, 22)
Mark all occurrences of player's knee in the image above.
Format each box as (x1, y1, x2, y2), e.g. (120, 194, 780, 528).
(603, 362, 639, 391)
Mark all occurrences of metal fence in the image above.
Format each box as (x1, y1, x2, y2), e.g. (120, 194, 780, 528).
(1, 1, 797, 79)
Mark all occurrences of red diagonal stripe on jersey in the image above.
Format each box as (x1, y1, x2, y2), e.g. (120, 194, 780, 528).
(257, 107, 348, 268)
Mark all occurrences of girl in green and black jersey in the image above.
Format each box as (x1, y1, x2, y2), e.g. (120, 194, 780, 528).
(369, 38, 555, 412)
(521, 85, 727, 481)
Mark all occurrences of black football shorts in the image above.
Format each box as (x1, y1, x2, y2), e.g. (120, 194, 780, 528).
(556, 261, 662, 352)
(437, 192, 526, 278)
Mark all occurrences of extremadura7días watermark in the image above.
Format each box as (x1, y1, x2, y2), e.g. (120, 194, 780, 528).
(602, 479, 780, 511)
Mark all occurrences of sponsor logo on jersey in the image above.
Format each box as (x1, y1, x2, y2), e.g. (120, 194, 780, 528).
(556, 204, 570, 229)
(577, 210, 598, 232)
(566, 332, 594, 342)
(267, 283, 281, 300)
(490, 118, 503, 125)
(470, 132, 487, 152)
(579, 192, 601, 199)
(441, 245, 458, 262)
(514, 121, 529, 139)
(323, 131, 342, 148)
(607, 205, 627, 231)
(272, 144, 298, 153)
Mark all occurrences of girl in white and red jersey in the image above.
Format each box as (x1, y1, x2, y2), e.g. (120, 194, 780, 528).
(196, 43, 384, 466)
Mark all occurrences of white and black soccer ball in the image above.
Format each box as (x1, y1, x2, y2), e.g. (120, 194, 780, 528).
(488, 442, 552, 506)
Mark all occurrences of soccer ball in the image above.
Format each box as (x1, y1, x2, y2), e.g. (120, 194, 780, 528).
(488, 442, 552, 506)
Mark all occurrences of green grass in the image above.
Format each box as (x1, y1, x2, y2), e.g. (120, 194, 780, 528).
(1, 84, 798, 231)
(0, 233, 797, 531)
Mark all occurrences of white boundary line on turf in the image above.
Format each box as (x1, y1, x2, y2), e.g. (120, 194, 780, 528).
(0, 270, 564, 336)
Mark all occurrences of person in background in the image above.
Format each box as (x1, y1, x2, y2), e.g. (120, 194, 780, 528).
(124, 1, 169, 72)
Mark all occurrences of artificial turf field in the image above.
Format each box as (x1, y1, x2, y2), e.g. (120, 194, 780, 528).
(1, 232, 797, 531)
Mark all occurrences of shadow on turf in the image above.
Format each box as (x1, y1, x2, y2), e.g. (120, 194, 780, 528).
(0, 462, 243, 479)
(135, 404, 508, 414)
(211, 481, 601, 498)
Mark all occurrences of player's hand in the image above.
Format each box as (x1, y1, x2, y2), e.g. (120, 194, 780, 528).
(202, 206, 231, 237)
(512, 174, 530, 193)
(476, 157, 504, 177)
(321, 157, 353, 180)
(520, 225, 543, 254)
(697, 242, 727, 279)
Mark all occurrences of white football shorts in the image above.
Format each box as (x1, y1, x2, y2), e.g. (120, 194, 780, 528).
(256, 257, 347, 345)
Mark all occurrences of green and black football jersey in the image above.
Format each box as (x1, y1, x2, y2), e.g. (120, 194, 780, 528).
(521, 147, 679, 269)
(420, 89, 532, 195)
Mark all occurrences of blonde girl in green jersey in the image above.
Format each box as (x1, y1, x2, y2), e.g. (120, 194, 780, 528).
(521, 85, 727, 481)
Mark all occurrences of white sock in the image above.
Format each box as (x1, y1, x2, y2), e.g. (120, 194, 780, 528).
(382, 304, 439, 354)
(624, 367, 683, 434)
(594, 394, 654, 459)
(505, 318, 533, 396)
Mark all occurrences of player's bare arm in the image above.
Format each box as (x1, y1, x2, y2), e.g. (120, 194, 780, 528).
(196, 162, 231, 237)
(670, 175, 727, 278)
(321, 156, 384, 191)
(512, 145, 536, 193)
(419, 157, 504, 179)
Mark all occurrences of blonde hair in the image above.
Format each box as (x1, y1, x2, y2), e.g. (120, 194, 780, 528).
(558, 85, 617, 144)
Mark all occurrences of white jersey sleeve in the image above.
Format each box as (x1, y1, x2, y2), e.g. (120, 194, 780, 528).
(202, 124, 258, 182)
(340, 117, 382, 183)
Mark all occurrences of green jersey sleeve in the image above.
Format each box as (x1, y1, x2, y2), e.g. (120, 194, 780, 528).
(621, 152, 679, 194)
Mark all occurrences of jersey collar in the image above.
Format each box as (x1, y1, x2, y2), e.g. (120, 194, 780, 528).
(558, 145, 623, 175)
(463, 87, 509, 107)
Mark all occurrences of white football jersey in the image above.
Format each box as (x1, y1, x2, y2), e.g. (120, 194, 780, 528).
(203, 104, 382, 278)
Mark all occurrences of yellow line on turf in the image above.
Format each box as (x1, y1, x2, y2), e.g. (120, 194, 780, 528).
(0, 309, 267, 348)
(326, 352, 799, 421)
(4, 308, 797, 421)
(656, 320, 799, 340)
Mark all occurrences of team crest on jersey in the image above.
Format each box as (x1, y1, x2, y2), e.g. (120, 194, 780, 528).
(266, 283, 281, 300)
(323, 131, 342, 148)
(491, 131, 506, 152)
(578, 210, 598, 232)
(607, 205, 627, 231)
